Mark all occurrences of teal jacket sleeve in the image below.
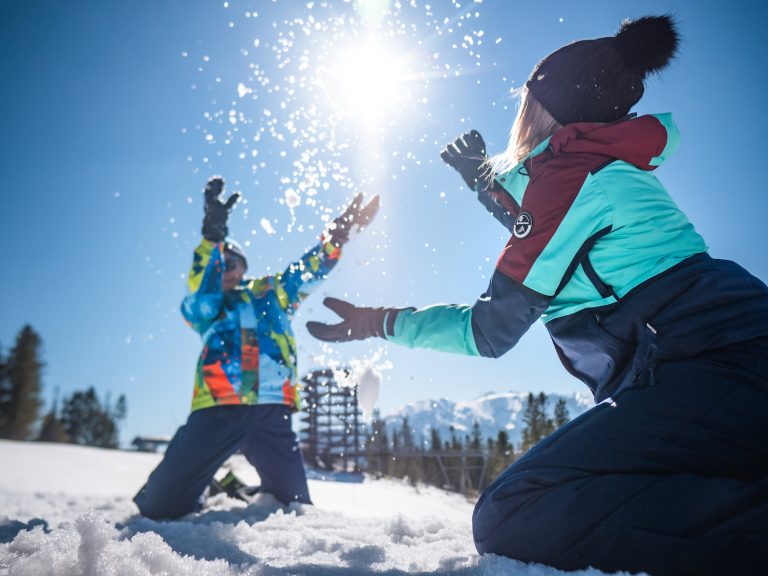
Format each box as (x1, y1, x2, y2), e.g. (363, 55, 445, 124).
(387, 270, 551, 358)
(387, 304, 480, 355)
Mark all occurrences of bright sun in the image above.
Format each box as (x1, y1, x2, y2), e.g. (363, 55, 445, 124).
(318, 38, 418, 122)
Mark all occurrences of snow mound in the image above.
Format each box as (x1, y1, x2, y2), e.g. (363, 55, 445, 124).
(0, 440, 627, 575)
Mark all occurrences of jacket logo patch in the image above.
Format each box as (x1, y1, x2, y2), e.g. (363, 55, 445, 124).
(513, 212, 533, 239)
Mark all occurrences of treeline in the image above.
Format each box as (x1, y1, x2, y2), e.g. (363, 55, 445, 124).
(361, 393, 571, 496)
(0, 325, 127, 448)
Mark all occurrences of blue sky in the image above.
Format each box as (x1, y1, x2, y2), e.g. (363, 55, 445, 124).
(2, 0, 767, 446)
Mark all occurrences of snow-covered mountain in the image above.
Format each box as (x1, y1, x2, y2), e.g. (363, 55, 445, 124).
(383, 390, 595, 449)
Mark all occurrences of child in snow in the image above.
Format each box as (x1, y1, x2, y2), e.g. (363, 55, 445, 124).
(133, 177, 378, 519)
(306, 15, 768, 575)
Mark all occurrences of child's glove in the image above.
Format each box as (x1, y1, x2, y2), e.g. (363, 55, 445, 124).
(202, 177, 240, 242)
(325, 193, 380, 247)
(306, 297, 403, 342)
(440, 130, 491, 191)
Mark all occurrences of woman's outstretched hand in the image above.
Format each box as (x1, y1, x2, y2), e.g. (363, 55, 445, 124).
(307, 297, 395, 342)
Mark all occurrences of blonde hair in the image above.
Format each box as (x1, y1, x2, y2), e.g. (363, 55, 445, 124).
(487, 87, 562, 178)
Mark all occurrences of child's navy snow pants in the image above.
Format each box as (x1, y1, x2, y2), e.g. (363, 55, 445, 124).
(473, 337, 768, 576)
(134, 404, 310, 520)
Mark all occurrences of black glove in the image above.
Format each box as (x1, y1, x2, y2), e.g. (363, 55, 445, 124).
(442, 131, 518, 233)
(202, 177, 240, 242)
(306, 297, 402, 342)
(326, 193, 380, 247)
(440, 130, 491, 191)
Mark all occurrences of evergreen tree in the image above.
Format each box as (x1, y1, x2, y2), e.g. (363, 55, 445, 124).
(496, 429, 511, 455)
(400, 415, 414, 452)
(37, 409, 70, 443)
(539, 392, 556, 438)
(554, 397, 570, 428)
(399, 416, 418, 484)
(521, 392, 555, 453)
(390, 428, 402, 478)
(468, 420, 484, 488)
(520, 392, 538, 453)
(114, 393, 128, 439)
(59, 386, 126, 448)
(391, 428, 401, 453)
(364, 410, 390, 477)
(447, 426, 463, 491)
(449, 426, 462, 450)
(427, 426, 445, 487)
(429, 427, 442, 452)
(487, 429, 515, 487)
(374, 412, 391, 476)
(37, 388, 69, 443)
(0, 326, 44, 440)
(469, 420, 482, 450)
(0, 343, 10, 434)
(113, 394, 128, 422)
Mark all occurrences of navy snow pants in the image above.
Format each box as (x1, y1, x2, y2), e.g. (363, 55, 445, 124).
(134, 404, 311, 520)
(473, 338, 768, 575)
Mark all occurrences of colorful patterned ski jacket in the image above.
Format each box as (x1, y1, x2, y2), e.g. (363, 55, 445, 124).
(383, 114, 768, 402)
(182, 238, 341, 412)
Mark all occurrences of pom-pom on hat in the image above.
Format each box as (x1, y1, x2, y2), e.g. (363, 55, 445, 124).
(526, 15, 680, 125)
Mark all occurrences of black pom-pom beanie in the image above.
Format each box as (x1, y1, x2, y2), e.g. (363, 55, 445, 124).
(526, 15, 680, 125)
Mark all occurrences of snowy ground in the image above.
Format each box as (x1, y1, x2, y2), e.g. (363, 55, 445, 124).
(0, 440, 631, 575)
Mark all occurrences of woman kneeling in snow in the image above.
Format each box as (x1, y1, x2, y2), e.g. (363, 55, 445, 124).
(306, 15, 768, 576)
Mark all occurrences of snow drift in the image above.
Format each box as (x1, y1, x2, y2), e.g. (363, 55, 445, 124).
(0, 440, 635, 575)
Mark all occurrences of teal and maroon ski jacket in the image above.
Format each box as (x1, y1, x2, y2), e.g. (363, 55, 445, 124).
(384, 114, 768, 401)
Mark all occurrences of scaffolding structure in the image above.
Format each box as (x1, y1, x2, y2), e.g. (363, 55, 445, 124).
(299, 369, 364, 472)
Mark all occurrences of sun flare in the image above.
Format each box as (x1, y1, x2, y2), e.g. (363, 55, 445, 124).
(318, 37, 419, 123)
